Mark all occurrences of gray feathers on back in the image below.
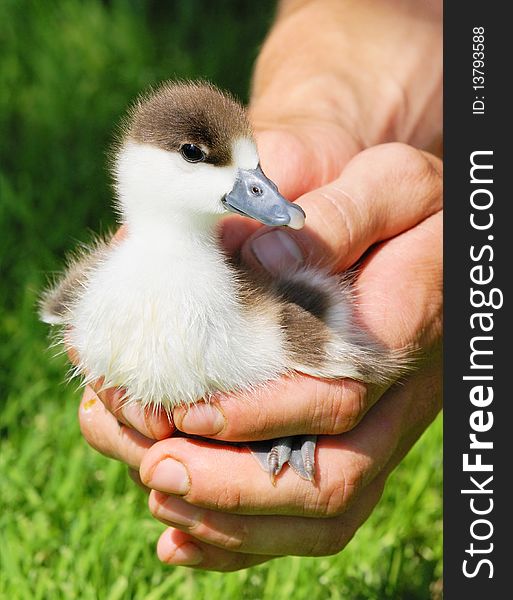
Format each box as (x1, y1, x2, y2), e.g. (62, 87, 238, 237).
(39, 236, 111, 326)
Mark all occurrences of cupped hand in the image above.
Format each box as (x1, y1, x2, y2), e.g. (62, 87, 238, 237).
(79, 142, 442, 570)
(79, 0, 443, 571)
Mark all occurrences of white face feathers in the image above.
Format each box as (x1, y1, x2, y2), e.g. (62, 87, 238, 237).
(113, 137, 259, 229)
(112, 82, 305, 232)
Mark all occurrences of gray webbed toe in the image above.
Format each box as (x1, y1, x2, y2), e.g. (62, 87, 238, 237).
(248, 435, 318, 484)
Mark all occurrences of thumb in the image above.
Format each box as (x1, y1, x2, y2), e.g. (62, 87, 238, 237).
(219, 125, 357, 255)
(252, 123, 360, 200)
(241, 143, 442, 274)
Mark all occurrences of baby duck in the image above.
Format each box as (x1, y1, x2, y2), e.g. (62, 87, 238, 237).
(40, 81, 405, 483)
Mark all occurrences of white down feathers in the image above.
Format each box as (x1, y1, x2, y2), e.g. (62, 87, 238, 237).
(42, 137, 406, 410)
(66, 231, 288, 409)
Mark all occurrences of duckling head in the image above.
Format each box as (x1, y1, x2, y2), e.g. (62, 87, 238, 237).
(113, 81, 305, 232)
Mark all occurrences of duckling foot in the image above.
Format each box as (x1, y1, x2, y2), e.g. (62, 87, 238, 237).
(248, 435, 317, 484)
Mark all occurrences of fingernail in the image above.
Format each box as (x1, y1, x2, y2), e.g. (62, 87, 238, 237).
(157, 537, 203, 566)
(176, 403, 225, 435)
(121, 402, 169, 440)
(147, 458, 190, 495)
(143, 406, 173, 440)
(118, 401, 142, 428)
(251, 230, 304, 274)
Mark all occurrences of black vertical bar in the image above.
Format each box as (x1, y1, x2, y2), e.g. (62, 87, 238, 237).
(444, 2, 510, 596)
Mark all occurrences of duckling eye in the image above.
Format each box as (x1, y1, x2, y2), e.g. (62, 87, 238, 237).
(180, 144, 206, 163)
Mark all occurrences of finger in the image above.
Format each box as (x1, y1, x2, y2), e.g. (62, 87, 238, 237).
(354, 210, 443, 349)
(128, 467, 151, 493)
(66, 338, 80, 367)
(173, 376, 382, 440)
(385, 357, 443, 463)
(173, 161, 442, 442)
(156, 527, 273, 571)
(218, 215, 262, 256)
(251, 126, 357, 201)
(112, 225, 128, 242)
(241, 143, 442, 274)
(140, 384, 410, 517)
(154, 363, 441, 565)
(218, 125, 357, 256)
(91, 380, 174, 441)
(149, 473, 384, 557)
(79, 386, 154, 469)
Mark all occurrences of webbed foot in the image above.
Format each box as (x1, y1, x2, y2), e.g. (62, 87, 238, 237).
(248, 435, 317, 484)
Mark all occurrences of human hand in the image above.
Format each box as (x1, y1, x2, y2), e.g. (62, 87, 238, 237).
(220, 0, 442, 251)
(78, 0, 443, 571)
(248, 0, 442, 195)
(79, 141, 442, 570)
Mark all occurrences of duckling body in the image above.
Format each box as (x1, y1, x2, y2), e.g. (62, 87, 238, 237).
(65, 220, 287, 407)
(40, 81, 406, 482)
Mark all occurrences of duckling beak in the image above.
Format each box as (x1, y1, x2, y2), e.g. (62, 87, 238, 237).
(222, 165, 306, 230)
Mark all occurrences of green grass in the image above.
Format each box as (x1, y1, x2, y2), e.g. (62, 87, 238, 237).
(0, 1, 442, 597)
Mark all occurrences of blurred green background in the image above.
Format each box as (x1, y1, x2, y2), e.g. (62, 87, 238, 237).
(0, 1, 442, 598)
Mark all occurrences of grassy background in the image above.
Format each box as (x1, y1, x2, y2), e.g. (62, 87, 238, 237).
(0, 1, 442, 598)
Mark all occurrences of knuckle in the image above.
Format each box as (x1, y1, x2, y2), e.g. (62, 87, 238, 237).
(225, 389, 274, 438)
(127, 467, 146, 491)
(111, 425, 135, 463)
(314, 188, 354, 260)
(321, 381, 367, 434)
(202, 514, 249, 552)
(316, 484, 345, 518)
(304, 524, 343, 557)
(390, 143, 442, 193)
(316, 462, 365, 517)
(364, 142, 441, 193)
(216, 554, 253, 573)
(322, 531, 346, 557)
(251, 407, 274, 438)
(209, 485, 243, 514)
(139, 441, 169, 482)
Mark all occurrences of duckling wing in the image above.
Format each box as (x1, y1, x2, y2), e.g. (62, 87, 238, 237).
(272, 268, 412, 385)
(39, 234, 113, 325)
(232, 257, 410, 385)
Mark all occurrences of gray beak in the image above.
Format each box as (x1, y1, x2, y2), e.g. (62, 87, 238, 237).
(222, 165, 306, 230)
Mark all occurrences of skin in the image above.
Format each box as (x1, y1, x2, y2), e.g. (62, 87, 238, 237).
(79, 0, 442, 571)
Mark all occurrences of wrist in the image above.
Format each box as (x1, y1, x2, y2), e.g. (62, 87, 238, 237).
(250, 0, 442, 150)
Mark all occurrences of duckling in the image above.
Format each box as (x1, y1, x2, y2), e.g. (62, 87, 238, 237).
(40, 81, 406, 483)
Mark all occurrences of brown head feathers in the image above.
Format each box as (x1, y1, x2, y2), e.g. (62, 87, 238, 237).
(125, 80, 252, 167)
